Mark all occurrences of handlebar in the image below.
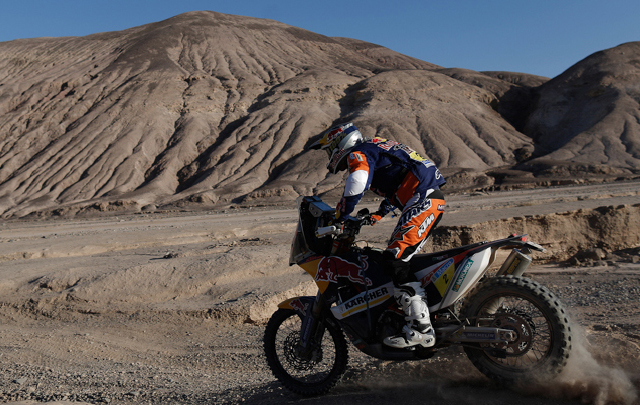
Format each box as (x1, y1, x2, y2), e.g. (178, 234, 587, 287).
(315, 208, 373, 239)
(315, 225, 338, 237)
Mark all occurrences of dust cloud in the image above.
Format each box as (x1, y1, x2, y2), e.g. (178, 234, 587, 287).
(521, 322, 638, 405)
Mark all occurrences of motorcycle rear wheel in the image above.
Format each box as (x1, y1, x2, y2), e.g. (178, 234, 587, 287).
(461, 275, 572, 384)
(263, 308, 348, 396)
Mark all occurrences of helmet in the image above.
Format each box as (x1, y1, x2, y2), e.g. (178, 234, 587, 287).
(309, 123, 364, 173)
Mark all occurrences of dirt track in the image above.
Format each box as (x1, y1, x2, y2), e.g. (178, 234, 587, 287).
(0, 180, 639, 404)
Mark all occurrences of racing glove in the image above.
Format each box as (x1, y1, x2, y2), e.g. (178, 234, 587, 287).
(356, 208, 383, 226)
(364, 199, 395, 225)
(376, 199, 395, 217)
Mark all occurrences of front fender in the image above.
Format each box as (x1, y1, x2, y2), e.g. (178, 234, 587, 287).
(278, 296, 315, 317)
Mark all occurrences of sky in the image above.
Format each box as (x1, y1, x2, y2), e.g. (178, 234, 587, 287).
(1, 0, 639, 79)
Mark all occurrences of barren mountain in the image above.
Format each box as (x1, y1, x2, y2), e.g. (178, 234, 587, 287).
(0, 11, 639, 218)
(521, 41, 640, 176)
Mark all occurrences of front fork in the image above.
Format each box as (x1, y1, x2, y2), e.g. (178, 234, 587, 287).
(295, 291, 327, 361)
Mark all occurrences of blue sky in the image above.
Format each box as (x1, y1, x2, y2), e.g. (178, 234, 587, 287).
(1, 0, 639, 78)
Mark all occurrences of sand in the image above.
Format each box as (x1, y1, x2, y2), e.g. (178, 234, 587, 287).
(0, 180, 638, 404)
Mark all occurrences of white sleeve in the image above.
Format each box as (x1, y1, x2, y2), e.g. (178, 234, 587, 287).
(344, 170, 368, 196)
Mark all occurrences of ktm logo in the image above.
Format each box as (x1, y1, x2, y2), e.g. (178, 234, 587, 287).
(417, 214, 435, 238)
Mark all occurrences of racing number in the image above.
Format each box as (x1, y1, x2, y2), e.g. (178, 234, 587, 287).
(433, 264, 455, 296)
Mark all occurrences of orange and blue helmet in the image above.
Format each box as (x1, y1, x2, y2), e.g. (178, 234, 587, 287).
(309, 123, 364, 173)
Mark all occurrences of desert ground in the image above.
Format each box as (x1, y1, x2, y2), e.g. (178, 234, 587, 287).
(1, 180, 639, 405)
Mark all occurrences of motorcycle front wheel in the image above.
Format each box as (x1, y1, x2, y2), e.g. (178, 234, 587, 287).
(461, 275, 572, 384)
(263, 308, 348, 396)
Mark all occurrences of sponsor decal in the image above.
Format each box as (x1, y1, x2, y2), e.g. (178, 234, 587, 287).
(420, 258, 454, 286)
(463, 331, 497, 340)
(376, 140, 430, 162)
(373, 139, 437, 171)
(343, 287, 389, 310)
(324, 127, 343, 144)
(329, 148, 348, 169)
(409, 151, 426, 162)
(433, 261, 456, 296)
(314, 256, 372, 286)
(453, 259, 474, 292)
(331, 283, 393, 319)
(422, 198, 433, 211)
(418, 267, 437, 286)
(389, 226, 412, 246)
(417, 213, 435, 238)
(420, 258, 455, 295)
(505, 256, 524, 275)
(376, 139, 398, 151)
(289, 298, 309, 315)
(437, 204, 445, 212)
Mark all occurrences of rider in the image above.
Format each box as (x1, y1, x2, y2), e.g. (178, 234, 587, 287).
(309, 122, 446, 349)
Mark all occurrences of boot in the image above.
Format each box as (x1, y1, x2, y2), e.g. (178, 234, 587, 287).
(383, 281, 436, 349)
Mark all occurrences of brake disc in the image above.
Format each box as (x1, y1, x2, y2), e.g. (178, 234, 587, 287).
(489, 312, 533, 356)
(283, 331, 323, 371)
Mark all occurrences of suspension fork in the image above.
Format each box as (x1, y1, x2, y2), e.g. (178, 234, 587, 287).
(295, 291, 327, 360)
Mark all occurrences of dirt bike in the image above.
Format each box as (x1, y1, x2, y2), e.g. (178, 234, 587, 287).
(264, 196, 572, 396)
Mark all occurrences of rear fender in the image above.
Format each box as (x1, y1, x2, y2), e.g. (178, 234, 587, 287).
(278, 296, 315, 317)
(437, 248, 492, 310)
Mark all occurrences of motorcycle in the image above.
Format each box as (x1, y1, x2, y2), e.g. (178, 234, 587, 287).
(264, 196, 572, 396)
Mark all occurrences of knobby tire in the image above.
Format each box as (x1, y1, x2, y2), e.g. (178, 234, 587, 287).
(461, 275, 572, 385)
(263, 308, 348, 396)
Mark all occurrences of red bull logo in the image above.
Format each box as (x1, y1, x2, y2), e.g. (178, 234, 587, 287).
(324, 127, 343, 144)
(328, 147, 348, 169)
(289, 298, 309, 315)
(315, 256, 372, 286)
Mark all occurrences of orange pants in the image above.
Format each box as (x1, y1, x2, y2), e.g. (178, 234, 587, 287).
(387, 188, 445, 263)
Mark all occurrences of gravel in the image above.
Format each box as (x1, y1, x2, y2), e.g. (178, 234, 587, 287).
(2, 262, 639, 405)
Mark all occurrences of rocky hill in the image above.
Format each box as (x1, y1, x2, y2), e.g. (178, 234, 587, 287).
(0, 11, 638, 218)
(522, 42, 640, 175)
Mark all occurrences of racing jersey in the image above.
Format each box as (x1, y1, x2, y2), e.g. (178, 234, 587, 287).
(337, 137, 445, 218)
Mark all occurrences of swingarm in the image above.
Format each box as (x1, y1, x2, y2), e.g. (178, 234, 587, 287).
(436, 324, 517, 344)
